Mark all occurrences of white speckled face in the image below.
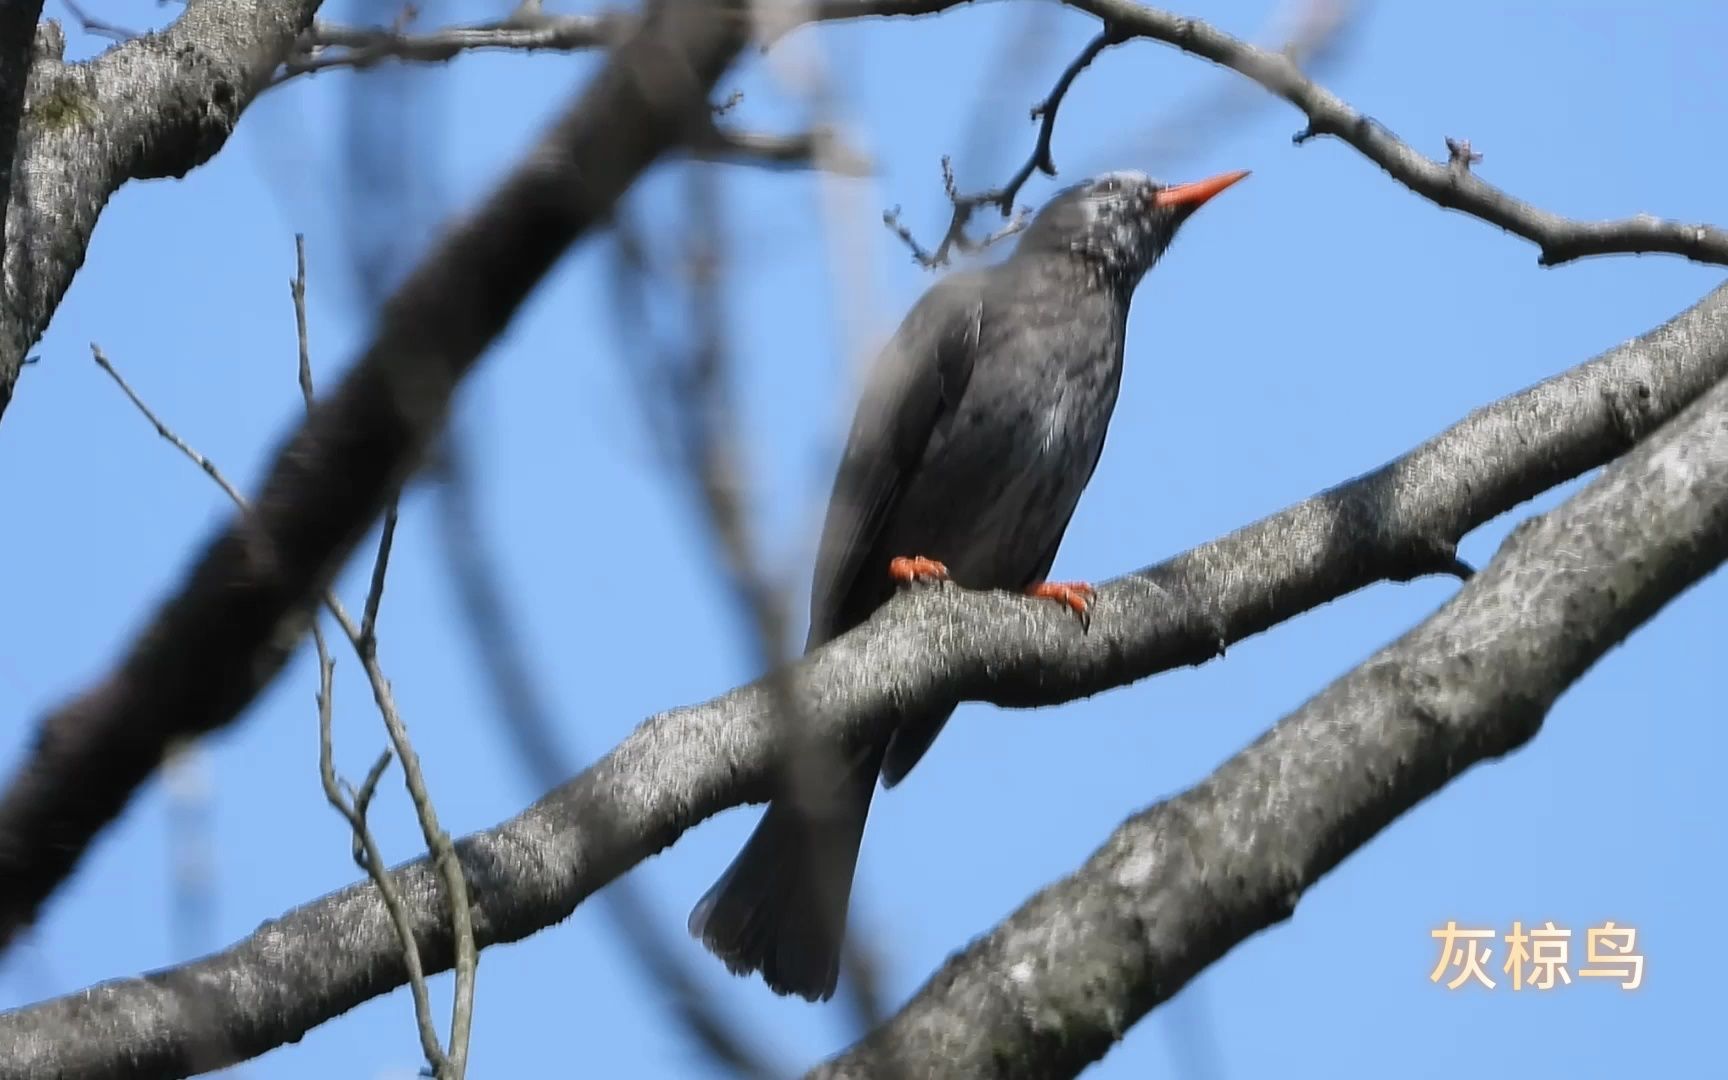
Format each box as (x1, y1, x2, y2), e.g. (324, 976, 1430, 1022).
(1074, 171, 1162, 259)
(1017, 170, 1179, 282)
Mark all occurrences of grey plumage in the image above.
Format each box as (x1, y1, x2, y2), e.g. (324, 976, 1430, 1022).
(688, 168, 1248, 1001)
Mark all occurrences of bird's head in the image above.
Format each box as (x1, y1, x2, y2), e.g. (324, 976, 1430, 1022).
(1013, 168, 1249, 285)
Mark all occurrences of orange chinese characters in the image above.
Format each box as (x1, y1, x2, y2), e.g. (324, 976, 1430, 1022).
(1502, 922, 1575, 991)
(1430, 921, 1496, 990)
(1578, 922, 1644, 990)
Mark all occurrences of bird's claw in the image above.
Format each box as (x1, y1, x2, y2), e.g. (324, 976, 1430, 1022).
(1027, 581, 1094, 630)
(889, 555, 950, 586)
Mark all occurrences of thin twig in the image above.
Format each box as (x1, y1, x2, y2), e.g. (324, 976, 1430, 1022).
(59, 0, 135, 41)
(276, 10, 626, 83)
(90, 348, 247, 508)
(291, 245, 475, 1077)
(94, 339, 468, 1077)
(360, 501, 399, 647)
(1065, 0, 1728, 266)
(292, 234, 313, 409)
(885, 27, 1123, 267)
(286, 0, 1728, 266)
(696, 124, 871, 175)
(312, 636, 446, 1076)
(90, 237, 479, 1075)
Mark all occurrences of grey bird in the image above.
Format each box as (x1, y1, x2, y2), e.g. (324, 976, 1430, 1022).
(688, 168, 1250, 1001)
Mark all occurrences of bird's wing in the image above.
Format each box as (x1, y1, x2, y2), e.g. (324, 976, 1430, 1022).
(805, 270, 986, 649)
(1025, 425, 1111, 585)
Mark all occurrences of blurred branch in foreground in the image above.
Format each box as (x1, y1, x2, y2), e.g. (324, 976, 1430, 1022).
(431, 437, 784, 1080)
(606, 161, 893, 1037)
(0, 0, 748, 953)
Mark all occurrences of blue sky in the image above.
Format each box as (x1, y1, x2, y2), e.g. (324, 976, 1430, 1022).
(1, 1, 1723, 1077)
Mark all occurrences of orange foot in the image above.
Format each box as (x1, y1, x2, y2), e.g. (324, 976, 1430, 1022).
(889, 555, 949, 586)
(1028, 581, 1095, 629)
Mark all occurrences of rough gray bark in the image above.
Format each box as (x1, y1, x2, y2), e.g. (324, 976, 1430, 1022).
(812, 346, 1728, 1080)
(0, 0, 328, 415)
(4, 281, 1724, 1080)
(0, 0, 746, 952)
(0, 0, 46, 268)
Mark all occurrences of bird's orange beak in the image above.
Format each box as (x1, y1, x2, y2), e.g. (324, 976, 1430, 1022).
(1152, 169, 1251, 210)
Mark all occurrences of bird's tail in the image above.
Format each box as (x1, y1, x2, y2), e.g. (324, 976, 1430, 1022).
(687, 748, 881, 1002)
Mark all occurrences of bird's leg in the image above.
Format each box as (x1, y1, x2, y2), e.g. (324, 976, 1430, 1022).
(1027, 581, 1095, 628)
(889, 555, 949, 586)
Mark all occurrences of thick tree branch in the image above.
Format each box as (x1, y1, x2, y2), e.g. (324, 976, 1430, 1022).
(815, 332, 1728, 1080)
(0, 0, 328, 415)
(1065, 0, 1728, 266)
(6, 282, 1726, 1078)
(0, 0, 45, 270)
(0, 0, 747, 951)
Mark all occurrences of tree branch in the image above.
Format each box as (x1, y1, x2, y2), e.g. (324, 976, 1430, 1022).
(0, 0, 747, 951)
(0, 0, 328, 416)
(1065, 0, 1728, 267)
(814, 331, 1728, 1080)
(293, 252, 475, 1078)
(777, 0, 1728, 268)
(883, 25, 1124, 266)
(695, 122, 871, 175)
(7, 280, 1726, 1078)
(94, 264, 476, 1073)
(277, 8, 626, 81)
(0, 0, 46, 273)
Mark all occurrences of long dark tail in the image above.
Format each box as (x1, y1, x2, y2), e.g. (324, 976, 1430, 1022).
(687, 747, 881, 1002)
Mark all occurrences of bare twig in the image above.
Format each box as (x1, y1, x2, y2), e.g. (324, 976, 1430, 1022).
(89, 348, 247, 508)
(889, 0, 1724, 268)
(885, 27, 1124, 267)
(776, 0, 1728, 268)
(696, 123, 871, 175)
(292, 234, 314, 408)
(316, 675, 429, 1059)
(292, 244, 474, 1077)
(311, 639, 446, 1076)
(1081, 0, 1358, 186)
(59, 0, 136, 41)
(97, 337, 460, 1076)
(1064, 0, 1728, 266)
(290, 0, 1728, 268)
(276, 10, 626, 82)
(359, 501, 399, 646)
(87, 237, 479, 1076)
(1445, 136, 1482, 173)
(346, 517, 476, 1080)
